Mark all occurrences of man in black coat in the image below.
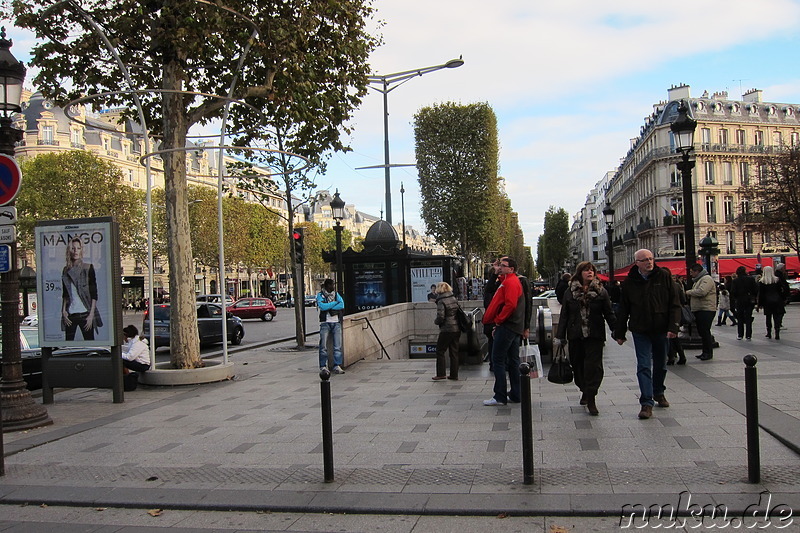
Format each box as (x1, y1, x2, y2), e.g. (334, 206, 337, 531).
(730, 265, 759, 340)
(613, 249, 681, 420)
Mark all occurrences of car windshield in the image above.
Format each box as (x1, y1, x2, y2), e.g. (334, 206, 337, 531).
(21, 329, 40, 349)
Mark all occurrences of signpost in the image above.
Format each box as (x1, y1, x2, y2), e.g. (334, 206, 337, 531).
(0, 154, 22, 207)
(0, 244, 9, 273)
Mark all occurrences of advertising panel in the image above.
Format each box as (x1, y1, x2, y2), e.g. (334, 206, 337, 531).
(35, 217, 118, 347)
(353, 263, 387, 311)
(410, 265, 443, 303)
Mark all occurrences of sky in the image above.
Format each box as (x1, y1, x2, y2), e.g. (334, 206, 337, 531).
(7, 0, 800, 250)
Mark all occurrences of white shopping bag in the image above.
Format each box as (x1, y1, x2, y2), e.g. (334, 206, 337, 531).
(521, 340, 544, 379)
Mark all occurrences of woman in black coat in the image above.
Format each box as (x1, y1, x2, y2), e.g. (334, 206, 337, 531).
(757, 265, 790, 339)
(555, 262, 616, 415)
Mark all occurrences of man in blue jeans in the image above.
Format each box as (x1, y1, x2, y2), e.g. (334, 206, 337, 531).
(481, 257, 525, 406)
(317, 279, 345, 374)
(613, 249, 681, 419)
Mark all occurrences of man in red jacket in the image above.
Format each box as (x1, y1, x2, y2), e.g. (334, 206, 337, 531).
(482, 256, 525, 406)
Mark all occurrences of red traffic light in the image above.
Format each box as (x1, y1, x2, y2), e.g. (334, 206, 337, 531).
(292, 231, 301, 240)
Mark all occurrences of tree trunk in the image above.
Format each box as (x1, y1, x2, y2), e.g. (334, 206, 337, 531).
(163, 59, 202, 368)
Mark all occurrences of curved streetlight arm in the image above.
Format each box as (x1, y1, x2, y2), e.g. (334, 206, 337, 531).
(366, 58, 464, 92)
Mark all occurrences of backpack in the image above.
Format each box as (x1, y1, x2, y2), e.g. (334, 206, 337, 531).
(455, 305, 470, 332)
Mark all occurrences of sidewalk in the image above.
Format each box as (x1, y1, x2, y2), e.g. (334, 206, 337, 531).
(2, 310, 800, 520)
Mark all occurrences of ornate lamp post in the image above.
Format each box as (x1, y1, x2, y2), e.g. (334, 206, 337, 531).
(0, 30, 52, 452)
(602, 201, 615, 282)
(361, 57, 464, 225)
(670, 100, 699, 274)
(329, 191, 346, 293)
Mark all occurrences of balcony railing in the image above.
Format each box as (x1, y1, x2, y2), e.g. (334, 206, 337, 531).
(707, 214, 717, 223)
(724, 214, 735, 223)
(663, 215, 684, 227)
(38, 139, 59, 146)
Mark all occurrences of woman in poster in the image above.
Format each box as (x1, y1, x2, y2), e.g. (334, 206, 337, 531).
(61, 237, 103, 340)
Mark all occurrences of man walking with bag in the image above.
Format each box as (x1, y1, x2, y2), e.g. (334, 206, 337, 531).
(613, 249, 680, 419)
(482, 257, 525, 406)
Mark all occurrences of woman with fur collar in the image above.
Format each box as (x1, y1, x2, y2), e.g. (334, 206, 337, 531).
(555, 261, 616, 415)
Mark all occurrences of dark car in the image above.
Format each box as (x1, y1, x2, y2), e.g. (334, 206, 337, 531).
(788, 280, 800, 303)
(226, 297, 277, 321)
(143, 303, 244, 348)
(2, 326, 111, 391)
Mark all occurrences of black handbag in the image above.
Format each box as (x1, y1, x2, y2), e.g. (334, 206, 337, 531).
(547, 342, 573, 385)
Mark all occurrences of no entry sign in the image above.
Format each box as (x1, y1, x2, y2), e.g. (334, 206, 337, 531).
(0, 154, 22, 207)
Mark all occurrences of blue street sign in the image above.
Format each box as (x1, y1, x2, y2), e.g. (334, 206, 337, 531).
(0, 244, 10, 273)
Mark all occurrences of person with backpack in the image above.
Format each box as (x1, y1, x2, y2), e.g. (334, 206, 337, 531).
(431, 282, 461, 381)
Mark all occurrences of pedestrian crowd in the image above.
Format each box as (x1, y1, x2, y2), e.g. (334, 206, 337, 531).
(313, 250, 791, 423)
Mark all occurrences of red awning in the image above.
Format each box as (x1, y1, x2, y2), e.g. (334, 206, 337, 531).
(614, 255, 800, 279)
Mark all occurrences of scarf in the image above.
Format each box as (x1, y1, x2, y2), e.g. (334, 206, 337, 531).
(569, 278, 602, 338)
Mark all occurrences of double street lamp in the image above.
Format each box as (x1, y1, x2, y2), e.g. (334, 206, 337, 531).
(329, 191, 346, 293)
(670, 99, 699, 274)
(360, 57, 464, 226)
(602, 202, 615, 282)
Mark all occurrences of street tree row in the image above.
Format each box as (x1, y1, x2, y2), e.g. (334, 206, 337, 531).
(16, 151, 355, 283)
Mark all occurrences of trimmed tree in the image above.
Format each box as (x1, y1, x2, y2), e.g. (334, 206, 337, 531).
(414, 102, 501, 268)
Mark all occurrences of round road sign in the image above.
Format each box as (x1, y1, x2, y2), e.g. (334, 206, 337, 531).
(0, 154, 22, 207)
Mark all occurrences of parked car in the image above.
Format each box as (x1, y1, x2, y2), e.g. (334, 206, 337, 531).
(226, 297, 277, 321)
(304, 295, 317, 307)
(21, 314, 38, 327)
(143, 303, 244, 348)
(2, 326, 111, 391)
(275, 296, 294, 308)
(196, 294, 235, 306)
(537, 289, 557, 298)
(788, 280, 800, 303)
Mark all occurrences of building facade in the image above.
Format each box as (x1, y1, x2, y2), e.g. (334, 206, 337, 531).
(573, 84, 800, 277)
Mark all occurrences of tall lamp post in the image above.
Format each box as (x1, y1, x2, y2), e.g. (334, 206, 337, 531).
(360, 57, 464, 225)
(399, 182, 406, 248)
(0, 30, 52, 449)
(330, 191, 346, 293)
(602, 202, 615, 283)
(670, 99, 698, 274)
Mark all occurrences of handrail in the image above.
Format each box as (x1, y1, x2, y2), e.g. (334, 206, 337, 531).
(350, 317, 391, 360)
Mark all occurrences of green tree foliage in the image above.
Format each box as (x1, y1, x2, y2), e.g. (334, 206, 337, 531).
(321, 227, 354, 255)
(16, 151, 146, 258)
(14, 0, 378, 366)
(415, 102, 501, 263)
(739, 145, 800, 254)
(536, 206, 570, 283)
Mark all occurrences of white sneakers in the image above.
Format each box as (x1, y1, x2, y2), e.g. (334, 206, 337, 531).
(332, 366, 345, 374)
(483, 398, 507, 406)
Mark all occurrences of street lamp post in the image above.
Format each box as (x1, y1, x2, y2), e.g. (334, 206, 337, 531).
(602, 202, 615, 283)
(330, 191, 346, 294)
(670, 99, 699, 274)
(360, 57, 464, 225)
(399, 182, 406, 248)
(0, 30, 52, 450)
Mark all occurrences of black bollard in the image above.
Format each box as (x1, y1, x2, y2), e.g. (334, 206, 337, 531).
(519, 362, 534, 485)
(319, 367, 334, 482)
(744, 354, 760, 483)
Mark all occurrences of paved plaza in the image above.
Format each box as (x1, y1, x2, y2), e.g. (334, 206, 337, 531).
(1, 306, 799, 531)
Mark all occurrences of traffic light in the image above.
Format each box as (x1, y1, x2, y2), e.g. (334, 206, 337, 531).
(292, 227, 305, 264)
